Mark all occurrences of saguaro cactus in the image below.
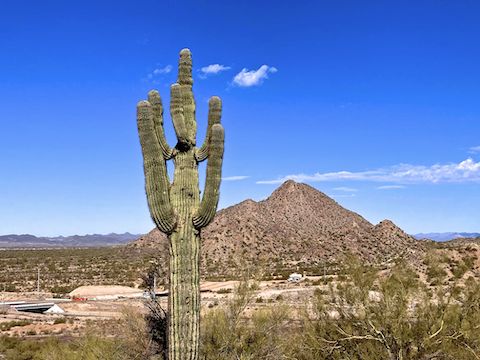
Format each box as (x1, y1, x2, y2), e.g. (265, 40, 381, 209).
(137, 49, 224, 360)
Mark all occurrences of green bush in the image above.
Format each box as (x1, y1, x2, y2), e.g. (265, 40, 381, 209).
(216, 288, 232, 294)
(0, 320, 32, 331)
(53, 318, 66, 325)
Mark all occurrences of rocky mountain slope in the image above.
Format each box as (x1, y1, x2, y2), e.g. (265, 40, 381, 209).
(131, 181, 423, 276)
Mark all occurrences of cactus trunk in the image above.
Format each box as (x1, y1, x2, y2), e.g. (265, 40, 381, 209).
(137, 49, 224, 360)
(169, 150, 201, 359)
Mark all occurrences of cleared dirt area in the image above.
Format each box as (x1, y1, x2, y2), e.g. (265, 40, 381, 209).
(69, 285, 143, 298)
(0, 278, 316, 338)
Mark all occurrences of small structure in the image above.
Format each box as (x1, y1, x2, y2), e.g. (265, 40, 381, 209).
(0, 301, 27, 306)
(44, 304, 65, 314)
(288, 273, 303, 282)
(12, 302, 65, 314)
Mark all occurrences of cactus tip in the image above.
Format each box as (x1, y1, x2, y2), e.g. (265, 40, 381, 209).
(180, 48, 191, 56)
(148, 90, 161, 103)
(137, 100, 151, 107)
(209, 96, 221, 104)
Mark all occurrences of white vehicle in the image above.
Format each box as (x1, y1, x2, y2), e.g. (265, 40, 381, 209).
(288, 273, 303, 282)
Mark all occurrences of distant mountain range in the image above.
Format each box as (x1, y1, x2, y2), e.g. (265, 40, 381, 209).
(413, 232, 480, 242)
(0, 232, 139, 248)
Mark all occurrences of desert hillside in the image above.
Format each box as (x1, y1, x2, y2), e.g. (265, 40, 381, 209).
(131, 180, 424, 276)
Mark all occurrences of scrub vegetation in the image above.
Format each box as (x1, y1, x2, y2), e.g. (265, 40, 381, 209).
(1, 253, 479, 360)
(0, 247, 157, 295)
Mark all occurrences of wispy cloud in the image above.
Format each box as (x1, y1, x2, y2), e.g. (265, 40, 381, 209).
(257, 158, 480, 185)
(377, 185, 406, 190)
(333, 187, 358, 192)
(147, 65, 172, 79)
(233, 65, 277, 87)
(200, 64, 231, 78)
(154, 65, 172, 75)
(331, 193, 356, 198)
(222, 176, 249, 181)
(469, 145, 480, 154)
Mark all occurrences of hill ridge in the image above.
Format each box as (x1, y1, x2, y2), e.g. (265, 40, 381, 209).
(0, 232, 139, 248)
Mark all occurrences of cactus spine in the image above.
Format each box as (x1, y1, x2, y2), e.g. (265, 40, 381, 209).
(137, 49, 224, 360)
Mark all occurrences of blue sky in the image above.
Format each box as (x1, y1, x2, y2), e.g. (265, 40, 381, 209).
(0, 1, 479, 236)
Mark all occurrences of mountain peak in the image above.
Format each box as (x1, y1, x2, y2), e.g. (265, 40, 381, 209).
(376, 219, 397, 228)
(269, 180, 331, 201)
(373, 219, 410, 239)
(272, 179, 301, 193)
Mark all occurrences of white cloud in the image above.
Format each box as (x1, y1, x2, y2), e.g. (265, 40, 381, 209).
(377, 185, 406, 190)
(257, 158, 480, 185)
(200, 64, 231, 77)
(331, 194, 356, 198)
(333, 187, 358, 192)
(147, 65, 172, 79)
(222, 176, 249, 181)
(233, 65, 277, 87)
(469, 146, 480, 154)
(153, 65, 172, 75)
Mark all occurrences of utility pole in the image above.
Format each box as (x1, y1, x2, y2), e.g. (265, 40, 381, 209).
(152, 275, 156, 299)
(37, 268, 40, 295)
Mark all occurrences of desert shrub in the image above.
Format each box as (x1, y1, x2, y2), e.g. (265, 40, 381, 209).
(216, 288, 232, 294)
(117, 305, 160, 359)
(12, 306, 161, 360)
(32, 309, 160, 360)
(0, 320, 32, 331)
(144, 300, 168, 359)
(424, 253, 448, 285)
(200, 277, 292, 359)
(0, 335, 53, 360)
(35, 335, 125, 360)
(53, 318, 66, 325)
(2, 283, 17, 292)
(287, 260, 480, 360)
(452, 259, 470, 279)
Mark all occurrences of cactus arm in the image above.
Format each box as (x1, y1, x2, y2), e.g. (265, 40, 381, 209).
(148, 90, 174, 159)
(137, 100, 176, 234)
(170, 83, 190, 148)
(178, 48, 193, 86)
(196, 96, 222, 162)
(193, 123, 224, 228)
(178, 49, 196, 144)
